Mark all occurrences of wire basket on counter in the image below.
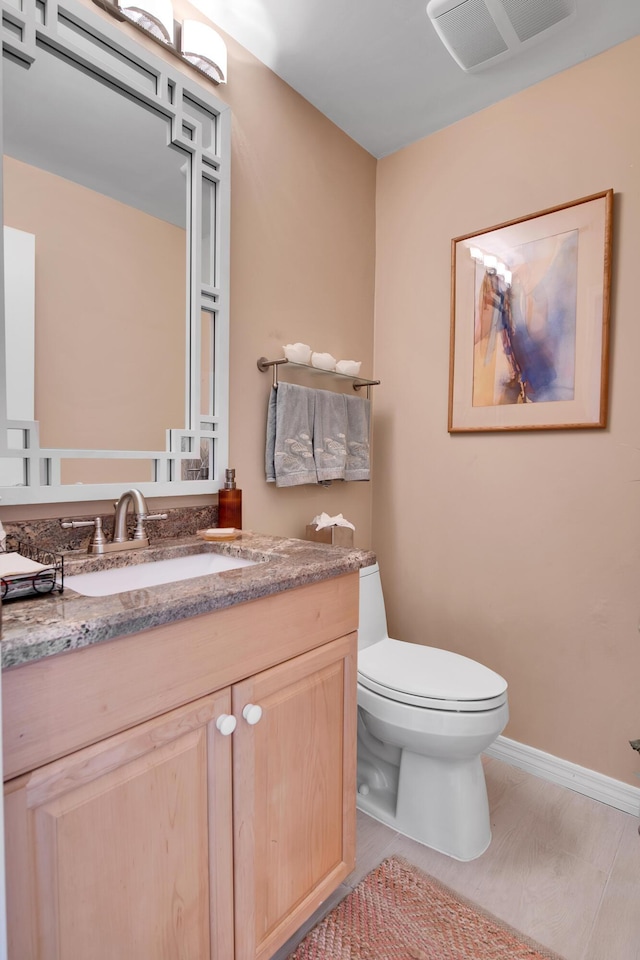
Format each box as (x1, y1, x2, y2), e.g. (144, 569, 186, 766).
(0, 539, 64, 601)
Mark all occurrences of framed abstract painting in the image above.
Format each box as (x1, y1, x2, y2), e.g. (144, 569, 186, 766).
(448, 190, 613, 433)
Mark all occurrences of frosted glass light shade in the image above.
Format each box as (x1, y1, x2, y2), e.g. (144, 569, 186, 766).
(181, 20, 227, 84)
(117, 0, 174, 43)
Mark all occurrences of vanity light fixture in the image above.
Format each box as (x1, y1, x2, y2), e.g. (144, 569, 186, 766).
(96, 0, 228, 84)
(181, 20, 227, 84)
(117, 0, 174, 43)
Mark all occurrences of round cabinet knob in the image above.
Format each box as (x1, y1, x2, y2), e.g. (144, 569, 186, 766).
(242, 703, 263, 725)
(216, 714, 237, 736)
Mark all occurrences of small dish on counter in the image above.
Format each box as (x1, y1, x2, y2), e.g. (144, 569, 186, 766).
(197, 528, 240, 541)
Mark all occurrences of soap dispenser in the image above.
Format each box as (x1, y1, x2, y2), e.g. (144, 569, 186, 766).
(218, 468, 242, 529)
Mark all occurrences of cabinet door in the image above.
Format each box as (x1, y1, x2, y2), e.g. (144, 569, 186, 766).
(4, 690, 234, 960)
(232, 633, 357, 960)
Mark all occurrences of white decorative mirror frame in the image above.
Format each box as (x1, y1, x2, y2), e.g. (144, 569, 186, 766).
(0, 0, 230, 504)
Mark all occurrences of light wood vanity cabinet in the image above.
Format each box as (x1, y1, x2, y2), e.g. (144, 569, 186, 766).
(5, 689, 234, 960)
(2, 573, 358, 960)
(232, 635, 356, 960)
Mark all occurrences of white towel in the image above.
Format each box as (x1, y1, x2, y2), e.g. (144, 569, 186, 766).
(345, 395, 371, 481)
(265, 383, 318, 487)
(313, 389, 348, 482)
(0, 552, 49, 578)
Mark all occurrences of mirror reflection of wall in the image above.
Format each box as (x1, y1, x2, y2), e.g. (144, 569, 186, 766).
(2, 29, 189, 485)
(4, 157, 186, 484)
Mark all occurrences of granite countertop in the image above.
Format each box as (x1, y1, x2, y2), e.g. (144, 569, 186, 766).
(1, 532, 376, 670)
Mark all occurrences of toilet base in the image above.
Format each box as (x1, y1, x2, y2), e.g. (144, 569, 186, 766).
(356, 745, 492, 861)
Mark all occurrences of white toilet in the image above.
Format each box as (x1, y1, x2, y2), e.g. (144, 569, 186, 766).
(356, 563, 508, 861)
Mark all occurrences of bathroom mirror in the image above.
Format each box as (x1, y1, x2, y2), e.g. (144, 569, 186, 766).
(0, 0, 230, 504)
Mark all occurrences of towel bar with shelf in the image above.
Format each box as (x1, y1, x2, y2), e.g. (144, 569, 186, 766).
(257, 357, 380, 397)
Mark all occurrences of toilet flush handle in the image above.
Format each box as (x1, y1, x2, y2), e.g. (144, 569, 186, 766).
(242, 703, 263, 725)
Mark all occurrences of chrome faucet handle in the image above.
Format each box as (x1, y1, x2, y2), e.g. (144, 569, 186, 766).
(88, 517, 108, 550)
(132, 512, 167, 541)
(61, 517, 107, 553)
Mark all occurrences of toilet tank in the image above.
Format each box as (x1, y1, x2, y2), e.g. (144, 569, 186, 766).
(358, 563, 389, 650)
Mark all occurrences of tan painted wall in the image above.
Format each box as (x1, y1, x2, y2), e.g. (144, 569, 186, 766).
(374, 36, 640, 786)
(213, 15, 377, 548)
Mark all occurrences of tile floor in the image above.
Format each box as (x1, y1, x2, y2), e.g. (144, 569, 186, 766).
(274, 756, 640, 960)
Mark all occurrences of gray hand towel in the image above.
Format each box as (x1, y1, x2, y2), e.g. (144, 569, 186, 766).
(265, 383, 318, 486)
(265, 386, 278, 483)
(313, 388, 348, 482)
(345, 395, 371, 481)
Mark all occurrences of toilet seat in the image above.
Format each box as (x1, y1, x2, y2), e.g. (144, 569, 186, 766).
(358, 638, 508, 712)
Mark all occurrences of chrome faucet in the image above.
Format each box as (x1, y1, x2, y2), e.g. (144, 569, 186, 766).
(113, 488, 151, 544)
(61, 488, 167, 555)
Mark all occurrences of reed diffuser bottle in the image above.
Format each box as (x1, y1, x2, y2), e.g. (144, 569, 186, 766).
(218, 468, 242, 529)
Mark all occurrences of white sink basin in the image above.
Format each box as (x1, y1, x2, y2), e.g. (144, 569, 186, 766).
(66, 552, 259, 597)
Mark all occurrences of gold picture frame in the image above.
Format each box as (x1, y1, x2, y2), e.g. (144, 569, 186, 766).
(448, 190, 613, 433)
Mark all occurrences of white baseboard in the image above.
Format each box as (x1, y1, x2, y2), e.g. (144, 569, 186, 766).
(485, 736, 640, 817)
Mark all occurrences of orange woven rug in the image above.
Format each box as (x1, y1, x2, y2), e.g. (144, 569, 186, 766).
(289, 856, 565, 960)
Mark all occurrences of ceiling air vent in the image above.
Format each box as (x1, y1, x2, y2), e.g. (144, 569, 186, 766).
(426, 0, 576, 72)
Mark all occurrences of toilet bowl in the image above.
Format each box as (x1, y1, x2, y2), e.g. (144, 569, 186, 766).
(356, 563, 508, 861)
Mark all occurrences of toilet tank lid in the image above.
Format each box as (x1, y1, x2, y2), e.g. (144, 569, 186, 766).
(358, 638, 507, 702)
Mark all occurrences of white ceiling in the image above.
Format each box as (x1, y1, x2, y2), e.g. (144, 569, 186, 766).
(192, 0, 640, 158)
